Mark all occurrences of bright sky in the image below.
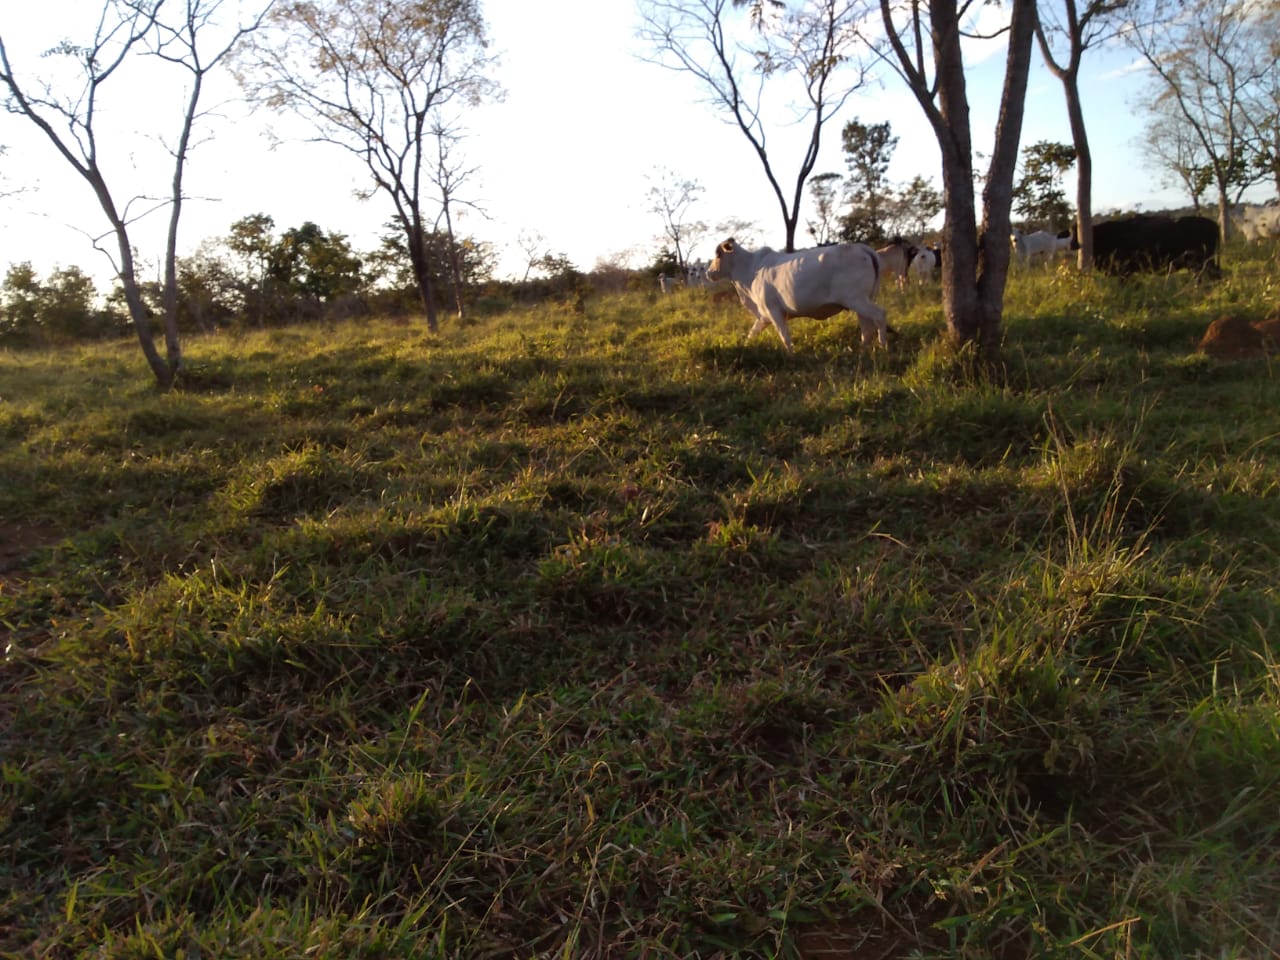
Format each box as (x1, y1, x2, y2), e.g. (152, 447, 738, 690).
(0, 0, 1262, 289)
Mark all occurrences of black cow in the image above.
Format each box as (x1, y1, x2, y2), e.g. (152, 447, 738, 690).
(1076, 215, 1221, 279)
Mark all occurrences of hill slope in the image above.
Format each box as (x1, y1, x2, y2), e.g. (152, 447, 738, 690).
(2, 257, 1279, 958)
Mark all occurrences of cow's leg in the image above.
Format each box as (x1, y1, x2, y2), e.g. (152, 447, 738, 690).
(739, 296, 771, 341)
(852, 298, 889, 346)
(732, 281, 768, 343)
(760, 292, 793, 349)
(734, 283, 773, 342)
(745, 314, 771, 340)
(771, 316, 793, 350)
(746, 307, 792, 349)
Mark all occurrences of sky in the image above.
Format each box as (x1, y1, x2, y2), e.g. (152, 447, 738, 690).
(0, 0, 1269, 289)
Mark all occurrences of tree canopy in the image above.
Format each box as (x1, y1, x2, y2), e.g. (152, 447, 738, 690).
(240, 0, 501, 331)
(638, 0, 874, 252)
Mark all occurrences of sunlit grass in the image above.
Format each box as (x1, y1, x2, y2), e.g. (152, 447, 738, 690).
(2, 247, 1279, 957)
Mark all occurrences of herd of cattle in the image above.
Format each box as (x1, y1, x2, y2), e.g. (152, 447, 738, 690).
(656, 202, 1277, 350)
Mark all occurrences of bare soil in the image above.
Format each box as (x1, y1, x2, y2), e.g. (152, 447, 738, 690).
(1198, 314, 1280, 358)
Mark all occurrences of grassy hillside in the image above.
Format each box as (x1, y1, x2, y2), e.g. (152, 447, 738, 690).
(2, 251, 1279, 958)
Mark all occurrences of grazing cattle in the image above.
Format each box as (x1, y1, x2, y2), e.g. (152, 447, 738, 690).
(658, 273, 682, 294)
(1086, 215, 1221, 278)
(706, 238, 889, 349)
(1011, 229, 1063, 265)
(874, 238, 916, 289)
(1229, 204, 1280, 242)
(908, 245, 937, 283)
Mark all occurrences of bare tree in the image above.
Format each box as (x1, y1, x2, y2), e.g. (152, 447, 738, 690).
(1248, 16, 1280, 197)
(517, 229, 550, 282)
(0, 0, 271, 387)
(638, 0, 872, 251)
(427, 116, 485, 322)
(152, 0, 276, 367)
(878, 0, 1038, 360)
(1247, 46, 1280, 197)
(715, 216, 763, 246)
(1140, 108, 1214, 212)
(1035, 0, 1131, 270)
(883, 174, 944, 237)
(240, 0, 501, 333)
(645, 166, 709, 268)
(0, 144, 19, 199)
(806, 171, 842, 243)
(1124, 0, 1277, 238)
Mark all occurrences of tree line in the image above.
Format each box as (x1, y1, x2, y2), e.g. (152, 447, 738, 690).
(3, 0, 1278, 384)
(0, 213, 606, 347)
(1, 0, 503, 385)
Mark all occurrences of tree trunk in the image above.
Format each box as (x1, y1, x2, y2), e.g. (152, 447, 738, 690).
(88, 169, 174, 387)
(1034, 2, 1097, 275)
(1062, 78, 1094, 272)
(937, 149, 981, 346)
(407, 221, 439, 333)
(162, 69, 206, 378)
(973, 0, 1035, 360)
(118, 239, 173, 388)
(880, 0, 988, 349)
(441, 203, 465, 322)
(905, 0, 1036, 362)
(414, 259, 439, 333)
(931, 0, 986, 350)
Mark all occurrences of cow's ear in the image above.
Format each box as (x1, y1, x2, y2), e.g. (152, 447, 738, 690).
(722, 239, 735, 253)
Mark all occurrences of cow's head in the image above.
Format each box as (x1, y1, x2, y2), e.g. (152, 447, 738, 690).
(706, 238, 736, 282)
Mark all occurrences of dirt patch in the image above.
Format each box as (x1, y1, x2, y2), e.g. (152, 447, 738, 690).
(1254, 317, 1280, 350)
(0, 521, 62, 588)
(791, 903, 957, 960)
(795, 923, 919, 959)
(1198, 314, 1280, 359)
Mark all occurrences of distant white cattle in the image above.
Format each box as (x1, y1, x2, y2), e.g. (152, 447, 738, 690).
(875, 238, 916, 289)
(658, 273, 682, 294)
(705, 238, 889, 349)
(1011, 229, 1064, 265)
(908, 246, 937, 283)
(685, 260, 710, 287)
(1230, 204, 1280, 242)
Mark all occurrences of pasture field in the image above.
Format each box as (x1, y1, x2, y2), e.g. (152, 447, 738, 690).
(2, 250, 1279, 958)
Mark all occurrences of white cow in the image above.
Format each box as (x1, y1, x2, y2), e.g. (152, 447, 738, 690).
(685, 260, 710, 287)
(1011, 229, 1063, 265)
(875, 238, 916, 289)
(1230, 204, 1280, 242)
(908, 246, 937, 283)
(705, 238, 889, 349)
(658, 273, 682, 294)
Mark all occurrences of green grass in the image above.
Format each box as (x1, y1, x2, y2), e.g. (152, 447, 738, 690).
(2, 247, 1279, 958)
